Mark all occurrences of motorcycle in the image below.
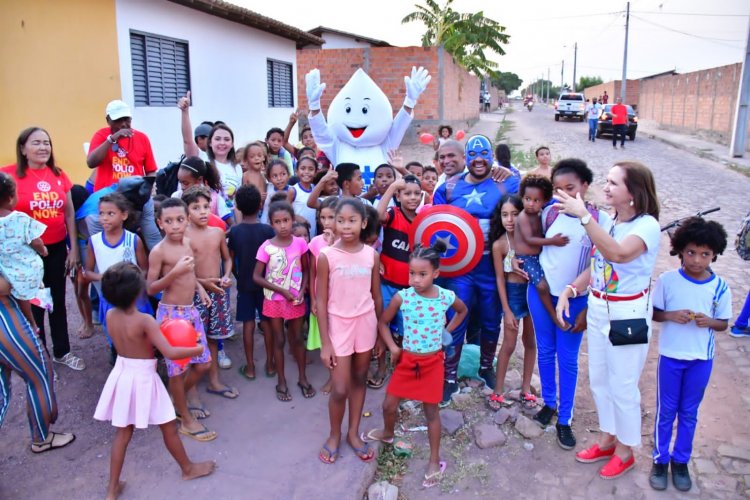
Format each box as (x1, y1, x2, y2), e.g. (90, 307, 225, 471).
(526, 100, 533, 112)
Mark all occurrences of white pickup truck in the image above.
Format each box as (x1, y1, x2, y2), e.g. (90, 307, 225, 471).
(555, 93, 586, 122)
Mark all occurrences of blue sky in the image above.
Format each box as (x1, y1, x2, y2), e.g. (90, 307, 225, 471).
(237, 0, 749, 87)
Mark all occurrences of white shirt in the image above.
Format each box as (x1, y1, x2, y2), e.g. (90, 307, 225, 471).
(586, 103, 602, 120)
(291, 183, 318, 237)
(214, 159, 242, 199)
(590, 215, 661, 294)
(653, 269, 732, 360)
(90, 230, 138, 274)
(540, 206, 612, 296)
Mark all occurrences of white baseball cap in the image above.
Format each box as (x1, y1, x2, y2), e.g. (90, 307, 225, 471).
(105, 100, 132, 120)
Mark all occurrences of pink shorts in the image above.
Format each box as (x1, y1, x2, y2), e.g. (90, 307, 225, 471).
(328, 311, 377, 357)
(262, 299, 306, 320)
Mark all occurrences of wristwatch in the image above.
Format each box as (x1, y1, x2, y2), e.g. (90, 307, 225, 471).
(106, 135, 115, 144)
(580, 213, 592, 225)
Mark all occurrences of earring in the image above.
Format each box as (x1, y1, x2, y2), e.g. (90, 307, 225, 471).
(629, 200, 634, 207)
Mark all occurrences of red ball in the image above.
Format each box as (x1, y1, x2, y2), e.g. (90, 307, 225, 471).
(419, 133, 435, 145)
(160, 319, 198, 368)
(455, 130, 466, 140)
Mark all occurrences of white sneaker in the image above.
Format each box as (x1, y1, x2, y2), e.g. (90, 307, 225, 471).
(53, 352, 85, 371)
(218, 349, 232, 369)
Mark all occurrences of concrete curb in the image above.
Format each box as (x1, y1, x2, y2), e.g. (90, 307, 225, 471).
(643, 129, 750, 172)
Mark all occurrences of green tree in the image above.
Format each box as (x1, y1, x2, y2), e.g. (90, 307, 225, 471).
(402, 0, 510, 78)
(491, 71, 522, 94)
(578, 75, 604, 91)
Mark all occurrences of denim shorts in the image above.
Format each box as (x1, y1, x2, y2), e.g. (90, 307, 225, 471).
(506, 282, 529, 320)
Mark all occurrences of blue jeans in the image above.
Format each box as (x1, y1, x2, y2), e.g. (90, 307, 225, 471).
(653, 355, 712, 464)
(438, 255, 502, 379)
(527, 285, 586, 426)
(588, 119, 598, 140)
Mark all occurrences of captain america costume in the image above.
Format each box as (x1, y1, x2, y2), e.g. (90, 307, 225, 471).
(432, 135, 517, 388)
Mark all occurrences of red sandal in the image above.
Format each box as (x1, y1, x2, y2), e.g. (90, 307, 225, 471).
(487, 393, 510, 411)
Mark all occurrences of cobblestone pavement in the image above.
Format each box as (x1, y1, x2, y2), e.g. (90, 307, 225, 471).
(449, 104, 750, 499)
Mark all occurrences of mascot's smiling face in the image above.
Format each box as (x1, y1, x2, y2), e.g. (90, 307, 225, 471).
(328, 69, 393, 147)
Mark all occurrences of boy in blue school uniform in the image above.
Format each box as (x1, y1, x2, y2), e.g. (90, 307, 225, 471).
(650, 217, 731, 492)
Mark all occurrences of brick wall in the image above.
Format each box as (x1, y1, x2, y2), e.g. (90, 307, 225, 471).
(638, 63, 750, 147)
(296, 46, 480, 143)
(582, 80, 640, 108)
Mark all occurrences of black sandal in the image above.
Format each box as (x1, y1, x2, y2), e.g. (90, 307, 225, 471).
(367, 373, 387, 389)
(31, 432, 76, 454)
(276, 385, 292, 402)
(298, 382, 316, 399)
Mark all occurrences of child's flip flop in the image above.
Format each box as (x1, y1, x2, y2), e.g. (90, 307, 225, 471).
(360, 429, 394, 444)
(349, 441, 375, 462)
(422, 461, 447, 488)
(319, 443, 338, 464)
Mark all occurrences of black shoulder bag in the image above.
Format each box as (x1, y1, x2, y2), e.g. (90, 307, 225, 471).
(603, 219, 650, 346)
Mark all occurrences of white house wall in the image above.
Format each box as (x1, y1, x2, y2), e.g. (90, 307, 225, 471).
(320, 31, 373, 49)
(115, 0, 299, 168)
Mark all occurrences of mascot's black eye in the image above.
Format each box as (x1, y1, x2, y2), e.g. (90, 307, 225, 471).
(362, 107, 368, 114)
(345, 105, 351, 113)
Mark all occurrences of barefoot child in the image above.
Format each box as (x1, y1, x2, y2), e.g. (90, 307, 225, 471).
(146, 198, 215, 442)
(253, 201, 313, 401)
(95, 262, 214, 499)
(649, 218, 731, 492)
(0, 172, 47, 331)
(228, 184, 275, 380)
(181, 186, 237, 399)
(515, 175, 569, 328)
(487, 195, 538, 410)
(317, 199, 383, 464)
(362, 242, 467, 488)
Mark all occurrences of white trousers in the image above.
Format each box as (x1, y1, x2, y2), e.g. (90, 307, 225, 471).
(587, 293, 651, 447)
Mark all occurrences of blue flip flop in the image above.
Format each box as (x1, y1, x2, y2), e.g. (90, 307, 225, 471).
(319, 443, 339, 464)
(206, 387, 239, 399)
(349, 441, 375, 462)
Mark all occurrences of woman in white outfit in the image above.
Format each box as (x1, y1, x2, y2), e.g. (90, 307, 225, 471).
(555, 161, 661, 479)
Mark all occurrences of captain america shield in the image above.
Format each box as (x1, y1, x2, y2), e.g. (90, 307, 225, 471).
(410, 205, 484, 277)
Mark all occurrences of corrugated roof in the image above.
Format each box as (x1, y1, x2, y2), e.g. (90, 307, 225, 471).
(307, 26, 391, 47)
(168, 0, 324, 47)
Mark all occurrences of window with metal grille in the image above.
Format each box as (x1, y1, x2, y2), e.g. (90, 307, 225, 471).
(267, 59, 294, 108)
(130, 31, 190, 106)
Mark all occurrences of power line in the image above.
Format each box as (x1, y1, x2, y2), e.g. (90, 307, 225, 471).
(632, 15, 745, 48)
(520, 11, 623, 22)
(631, 11, 749, 17)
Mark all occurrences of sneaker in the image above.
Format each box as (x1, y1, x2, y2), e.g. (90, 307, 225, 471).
(439, 380, 460, 408)
(218, 349, 232, 369)
(671, 460, 692, 491)
(729, 325, 750, 338)
(533, 405, 556, 426)
(575, 443, 616, 463)
(649, 462, 668, 490)
(478, 368, 496, 390)
(53, 352, 85, 371)
(599, 454, 635, 479)
(556, 423, 576, 450)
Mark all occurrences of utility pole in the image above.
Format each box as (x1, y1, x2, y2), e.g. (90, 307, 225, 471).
(546, 67, 550, 104)
(561, 59, 564, 91)
(572, 42, 578, 92)
(621, 2, 630, 102)
(730, 15, 750, 157)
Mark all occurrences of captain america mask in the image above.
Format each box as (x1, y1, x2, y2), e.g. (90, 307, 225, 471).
(465, 135, 493, 168)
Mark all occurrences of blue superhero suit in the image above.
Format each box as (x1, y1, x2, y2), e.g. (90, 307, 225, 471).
(433, 173, 508, 383)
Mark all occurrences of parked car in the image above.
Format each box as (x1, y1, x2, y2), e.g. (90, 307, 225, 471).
(554, 93, 586, 121)
(596, 104, 638, 140)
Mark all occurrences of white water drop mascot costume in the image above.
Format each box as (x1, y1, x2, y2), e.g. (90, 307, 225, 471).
(305, 67, 431, 187)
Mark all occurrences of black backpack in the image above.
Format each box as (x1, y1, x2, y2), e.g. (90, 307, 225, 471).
(155, 155, 184, 197)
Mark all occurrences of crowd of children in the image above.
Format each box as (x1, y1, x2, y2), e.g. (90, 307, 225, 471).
(2, 114, 738, 497)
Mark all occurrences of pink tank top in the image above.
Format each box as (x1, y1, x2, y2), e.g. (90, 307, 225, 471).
(321, 244, 375, 318)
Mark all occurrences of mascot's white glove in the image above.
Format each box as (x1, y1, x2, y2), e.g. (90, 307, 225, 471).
(305, 69, 326, 112)
(403, 66, 431, 108)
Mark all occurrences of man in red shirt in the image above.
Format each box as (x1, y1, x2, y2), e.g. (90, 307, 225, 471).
(85, 100, 162, 249)
(611, 97, 629, 149)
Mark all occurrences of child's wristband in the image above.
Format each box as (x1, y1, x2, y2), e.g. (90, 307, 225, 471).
(565, 284, 578, 298)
